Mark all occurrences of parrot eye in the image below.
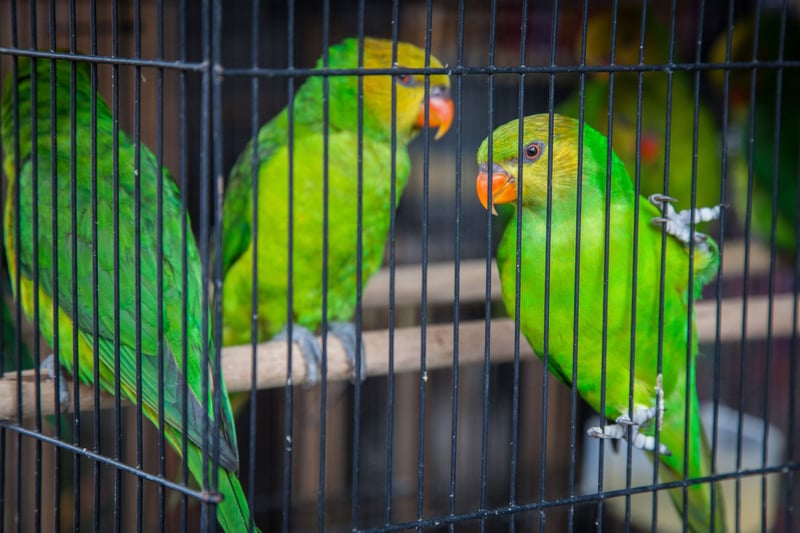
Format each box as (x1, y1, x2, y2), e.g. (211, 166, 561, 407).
(396, 73, 416, 86)
(524, 141, 543, 161)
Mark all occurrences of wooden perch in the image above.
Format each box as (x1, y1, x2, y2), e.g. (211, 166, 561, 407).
(0, 290, 796, 419)
(0, 239, 789, 419)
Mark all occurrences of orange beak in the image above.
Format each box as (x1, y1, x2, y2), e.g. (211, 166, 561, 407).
(476, 164, 517, 215)
(415, 86, 454, 140)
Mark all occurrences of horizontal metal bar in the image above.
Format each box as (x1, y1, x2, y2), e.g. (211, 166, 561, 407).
(358, 462, 800, 532)
(0, 423, 223, 503)
(0, 47, 208, 71)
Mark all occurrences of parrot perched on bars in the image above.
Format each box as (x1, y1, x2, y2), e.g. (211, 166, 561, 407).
(221, 37, 453, 379)
(709, 12, 800, 259)
(1, 57, 257, 532)
(557, 7, 723, 212)
(476, 114, 727, 532)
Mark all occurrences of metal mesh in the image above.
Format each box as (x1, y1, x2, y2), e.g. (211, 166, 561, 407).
(0, 0, 797, 531)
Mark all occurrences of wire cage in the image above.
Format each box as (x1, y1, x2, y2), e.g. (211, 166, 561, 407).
(0, 0, 798, 531)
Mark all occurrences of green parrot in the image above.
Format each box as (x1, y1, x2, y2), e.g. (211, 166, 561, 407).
(709, 11, 800, 258)
(1, 57, 257, 532)
(557, 8, 723, 212)
(221, 37, 453, 378)
(476, 114, 726, 531)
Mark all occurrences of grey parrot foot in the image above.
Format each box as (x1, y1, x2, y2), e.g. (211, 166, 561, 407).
(275, 324, 321, 385)
(329, 322, 367, 383)
(586, 374, 671, 456)
(40, 354, 70, 408)
(648, 193, 724, 248)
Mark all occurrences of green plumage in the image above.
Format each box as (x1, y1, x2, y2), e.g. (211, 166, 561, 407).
(557, 9, 723, 212)
(479, 114, 726, 531)
(1, 57, 256, 532)
(222, 37, 451, 346)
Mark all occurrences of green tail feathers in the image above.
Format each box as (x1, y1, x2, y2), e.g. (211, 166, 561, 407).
(656, 396, 727, 532)
(185, 443, 259, 533)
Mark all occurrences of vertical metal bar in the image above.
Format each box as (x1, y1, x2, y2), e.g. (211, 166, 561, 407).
(447, 1, 465, 530)
(318, 1, 331, 529)
(133, 0, 145, 529)
(384, 2, 400, 526)
(155, 0, 167, 530)
(68, 2, 82, 531)
(687, 2, 713, 529)
(198, 0, 214, 526)
(651, 1, 680, 529)
(570, 1, 590, 529)
(9, 29, 25, 533)
(416, 4, 434, 529)
(737, 4, 764, 531)
(177, 0, 191, 527)
(89, 1, 102, 528)
(110, 0, 125, 529)
(46, 3, 63, 531)
(5, 5, 23, 531)
(351, 4, 366, 530)
(595, 0, 620, 528)
(46, 5, 63, 531)
(712, 2, 736, 530)
(248, 1, 261, 532)
(281, 1, 297, 530)
(28, 5, 44, 532)
(762, 3, 790, 531)
(509, 3, 528, 531)
(211, 0, 225, 510)
(481, 1, 497, 530)
(623, 3, 648, 528)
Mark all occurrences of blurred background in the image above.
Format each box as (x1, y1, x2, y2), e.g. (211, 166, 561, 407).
(1, 0, 798, 531)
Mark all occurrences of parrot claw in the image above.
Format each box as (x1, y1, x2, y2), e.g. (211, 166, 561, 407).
(41, 354, 70, 408)
(275, 324, 321, 385)
(648, 193, 678, 205)
(648, 193, 724, 248)
(614, 414, 636, 426)
(329, 322, 367, 383)
(586, 374, 671, 455)
(274, 322, 367, 385)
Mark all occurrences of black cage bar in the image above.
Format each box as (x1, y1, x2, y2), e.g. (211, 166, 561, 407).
(0, 0, 798, 531)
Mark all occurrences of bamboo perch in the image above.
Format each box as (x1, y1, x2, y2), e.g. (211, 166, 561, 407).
(0, 292, 796, 420)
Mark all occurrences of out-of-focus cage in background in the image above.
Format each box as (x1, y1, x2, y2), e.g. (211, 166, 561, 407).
(0, 0, 798, 531)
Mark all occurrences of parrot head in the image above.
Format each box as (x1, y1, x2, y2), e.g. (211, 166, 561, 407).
(476, 114, 590, 214)
(324, 37, 453, 142)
